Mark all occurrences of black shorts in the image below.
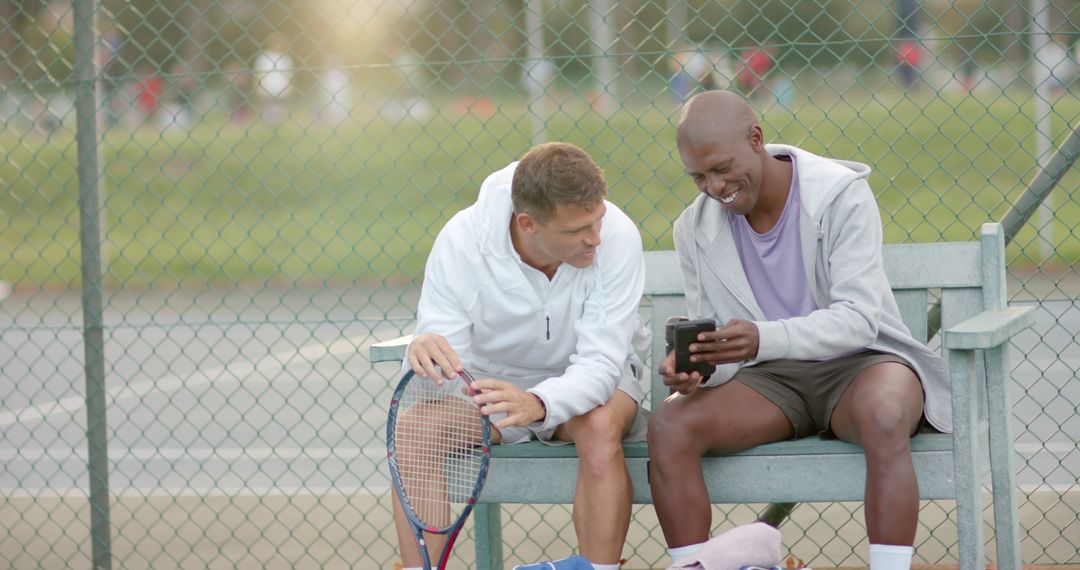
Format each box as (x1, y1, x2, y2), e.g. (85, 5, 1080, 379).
(734, 350, 918, 439)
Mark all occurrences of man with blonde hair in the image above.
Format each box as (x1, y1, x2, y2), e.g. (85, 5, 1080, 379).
(393, 142, 651, 570)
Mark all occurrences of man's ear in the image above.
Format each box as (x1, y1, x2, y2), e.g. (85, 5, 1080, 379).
(516, 211, 539, 234)
(748, 124, 764, 151)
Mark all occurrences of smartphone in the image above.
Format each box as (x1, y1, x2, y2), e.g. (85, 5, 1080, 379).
(673, 318, 716, 376)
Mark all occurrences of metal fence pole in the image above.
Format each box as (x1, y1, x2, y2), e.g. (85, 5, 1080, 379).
(1002, 122, 1080, 244)
(666, 0, 687, 49)
(588, 0, 616, 114)
(524, 0, 546, 146)
(72, 0, 112, 568)
(1030, 0, 1054, 260)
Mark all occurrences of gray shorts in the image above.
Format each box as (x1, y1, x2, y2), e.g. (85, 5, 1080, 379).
(734, 350, 916, 439)
(496, 363, 649, 446)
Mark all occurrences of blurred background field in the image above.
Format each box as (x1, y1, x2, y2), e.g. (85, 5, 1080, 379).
(2, 0, 1079, 568)
(3, 91, 1079, 287)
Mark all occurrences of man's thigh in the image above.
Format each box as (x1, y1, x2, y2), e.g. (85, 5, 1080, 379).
(552, 389, 640, 444)
(656, 380, 794, 453)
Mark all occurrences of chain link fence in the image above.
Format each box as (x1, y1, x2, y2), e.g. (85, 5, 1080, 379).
(1, 0, 1078, 568)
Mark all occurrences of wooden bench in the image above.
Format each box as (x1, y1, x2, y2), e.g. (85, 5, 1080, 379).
(370, 222, 1034, 570)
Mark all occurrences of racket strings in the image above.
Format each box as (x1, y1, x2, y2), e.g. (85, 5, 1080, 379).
(394, 376, 486, 529)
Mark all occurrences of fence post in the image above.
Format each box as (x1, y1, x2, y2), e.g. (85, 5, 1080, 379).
(524, 0, 546, 146)
(72, 0, 112, 568)
(1030, 0, 1054, 261)
(588, 0, 616, 114)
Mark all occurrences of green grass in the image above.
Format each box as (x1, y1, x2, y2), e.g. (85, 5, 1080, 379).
(1, 90, 1078, 287)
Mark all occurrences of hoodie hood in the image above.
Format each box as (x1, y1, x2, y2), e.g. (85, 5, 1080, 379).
(766, 144, 871, 223)
(689, 144, 870, 244)
(474, 161, 519, 259)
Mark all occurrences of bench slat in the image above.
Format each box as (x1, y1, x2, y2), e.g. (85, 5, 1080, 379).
(490, 432, 952, 459)
(644, 243, 985, 296)
(480, 449, 957, 504)
(882, 242, 983, 289)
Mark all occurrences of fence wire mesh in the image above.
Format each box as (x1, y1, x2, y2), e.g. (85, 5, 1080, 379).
(1, 0, 1079, 568)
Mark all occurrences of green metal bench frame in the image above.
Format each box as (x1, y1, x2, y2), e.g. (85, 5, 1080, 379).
(371, 223, 1033, 570)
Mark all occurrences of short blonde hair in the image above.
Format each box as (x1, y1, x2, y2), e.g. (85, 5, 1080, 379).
(511, 142, 607, 223)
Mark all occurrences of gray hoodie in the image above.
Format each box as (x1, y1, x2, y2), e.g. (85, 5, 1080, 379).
(673, 144, 952, 433)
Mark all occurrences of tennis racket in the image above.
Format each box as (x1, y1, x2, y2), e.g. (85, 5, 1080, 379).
(387, 369, 492, 570)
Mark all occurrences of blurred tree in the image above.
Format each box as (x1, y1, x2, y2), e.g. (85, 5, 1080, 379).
(0, 0, 16, 82)
(176, 0, 211, 74)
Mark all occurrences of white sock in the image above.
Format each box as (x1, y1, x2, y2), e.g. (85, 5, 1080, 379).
(591, 564, 620, 570)
(668, 542, 706, 564)
(869, 544, 914, 570)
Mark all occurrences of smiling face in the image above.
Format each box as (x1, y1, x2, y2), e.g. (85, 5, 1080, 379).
(678, 123, 765, 217)
(516, 200, 605, 271)
(675, 90, 792, 228)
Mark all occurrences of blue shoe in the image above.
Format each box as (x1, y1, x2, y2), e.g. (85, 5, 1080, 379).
(512, 554, 594, 570)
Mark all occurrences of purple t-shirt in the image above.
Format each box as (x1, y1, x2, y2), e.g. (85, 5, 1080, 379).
(731, 155, 818, 321)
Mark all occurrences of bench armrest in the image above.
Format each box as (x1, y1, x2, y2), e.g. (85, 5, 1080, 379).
(942, 306, 1035, 350)
(370, 335, 412, 363)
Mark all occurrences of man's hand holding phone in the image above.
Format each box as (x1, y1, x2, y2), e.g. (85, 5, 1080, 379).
(659, 350, 709, 395)
(659, 317, 761, 395)
(693, 319, 760, 364)
(660, 317, 715, 395)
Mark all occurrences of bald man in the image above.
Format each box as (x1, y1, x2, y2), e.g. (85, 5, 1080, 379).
(648, 90, 950, 570)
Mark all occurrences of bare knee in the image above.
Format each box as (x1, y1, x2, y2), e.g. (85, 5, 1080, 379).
(647, 403, 699, 459)
(852, 401, 914, 454)
(571, 405, 626, 477)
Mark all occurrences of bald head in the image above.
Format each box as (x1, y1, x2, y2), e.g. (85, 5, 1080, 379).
(676, 90, 759, 148)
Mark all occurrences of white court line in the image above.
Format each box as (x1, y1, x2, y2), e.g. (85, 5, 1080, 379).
(0, 446, 388, 462)
(0, 335, 374, 429)
(1015, 442, 1079, 455)
(4, 484, 1075, 500)
(1, 486, 392, 499)
(2, 442, 1074, 463)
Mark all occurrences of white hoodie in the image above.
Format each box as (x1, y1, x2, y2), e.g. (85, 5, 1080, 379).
(405, 161, 651, 431)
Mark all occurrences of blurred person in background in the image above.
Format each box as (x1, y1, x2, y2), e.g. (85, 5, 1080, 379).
(894, 40, 922, 89)
(169, 60, 198, 128)
(255, 35, 294, 124)
(1035, 33, 1075, 94)
(318, 58, 350, 124)
(734, 46, 775, 99)
(893, 0, 922, 89)
(134, 63, 163, 125)
(223, 59, 252, 124)
(670, 45, 718, 102)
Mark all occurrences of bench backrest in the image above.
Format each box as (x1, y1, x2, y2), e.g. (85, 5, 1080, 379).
(641, 223, 1007, 410)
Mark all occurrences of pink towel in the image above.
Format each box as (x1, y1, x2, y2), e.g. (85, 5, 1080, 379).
(668, 522, 782, 570)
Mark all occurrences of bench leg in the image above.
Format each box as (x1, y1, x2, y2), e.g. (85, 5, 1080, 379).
(474, 503, 502, 570)
(756, 502, 797, 527)
(984, 346, 1022, 570)
(949, 349, 985, 570)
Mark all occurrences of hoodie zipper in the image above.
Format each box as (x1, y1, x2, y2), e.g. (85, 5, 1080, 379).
(545, 313, 551, 340)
